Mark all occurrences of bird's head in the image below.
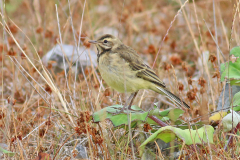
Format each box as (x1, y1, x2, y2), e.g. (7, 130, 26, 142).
(89, 34, 121, 53)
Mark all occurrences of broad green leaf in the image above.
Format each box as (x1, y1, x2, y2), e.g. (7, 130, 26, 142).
(233, 91, 240, 107)
(92, 105, 148, 127)
(159, 109, 170, 116)
(0, 146, 15, 157)
(140, 125, 214, 150)
(221, 46, 240, 86)
(168, 108, 184, 122)
(93, 106, 185, 127)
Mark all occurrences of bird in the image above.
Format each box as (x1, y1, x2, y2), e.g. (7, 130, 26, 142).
(89, 34, 190, 112)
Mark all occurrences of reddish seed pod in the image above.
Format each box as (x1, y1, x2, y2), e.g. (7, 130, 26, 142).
(178, 82, 184, 91)
(147, 44, 156, 54)
(170, 54, 182, 65)
(143, 123, 152, 132)
(7, 48, 16, 56)
(187, 89, 196, 101)
(187, 77, 192, 85)
(208, 54, 217, 63)
(162, 62, 171, 71)
(198, 77, 206, 87)
(212, 71, 220, 79)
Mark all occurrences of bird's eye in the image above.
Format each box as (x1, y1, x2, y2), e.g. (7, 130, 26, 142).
(104, 40, 108, 43)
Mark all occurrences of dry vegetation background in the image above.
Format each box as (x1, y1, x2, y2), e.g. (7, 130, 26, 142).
(0, 0, 239, 159)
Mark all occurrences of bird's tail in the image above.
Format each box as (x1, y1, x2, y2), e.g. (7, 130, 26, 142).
(154, 86, 190, 109)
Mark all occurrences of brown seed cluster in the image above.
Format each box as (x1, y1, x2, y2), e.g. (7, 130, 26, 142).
(0, 110, 5, 119)
(75, 111, 103, 145)
(187, 77, 193, 85)
(162, 62, 171, 71)
(170, 54, 182, 65)
(208, 54, 217, 63)
(7, 48, 16, 56)
(147, 44, 156, 54)
(212, 71, 220, 79)
(198, 77, 206, 88)
(143, 123, 152, 132)
(187, 88, 197, 101)
(178, 82, 184, 91)
(45, 84, 52, 94)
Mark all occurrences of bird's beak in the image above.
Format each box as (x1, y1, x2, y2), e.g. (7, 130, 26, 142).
(88, 40, 98, 44)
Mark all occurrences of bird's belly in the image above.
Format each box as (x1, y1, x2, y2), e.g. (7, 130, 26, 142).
(98, 54, 146, 93)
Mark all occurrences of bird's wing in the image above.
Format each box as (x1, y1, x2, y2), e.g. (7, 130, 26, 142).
(117, 45, 166, 88)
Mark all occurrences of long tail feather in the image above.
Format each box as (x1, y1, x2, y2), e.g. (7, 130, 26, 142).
(155, 86, 190, 109)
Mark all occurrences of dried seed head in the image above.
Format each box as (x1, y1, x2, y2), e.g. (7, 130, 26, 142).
(208, 54, 217, 63)
(39, 128, 46, 137)
(17, 132, 22, 140)
(45, 84, 52, 94)
(170, 40, 176, 50)
(187, 89, 197, 101)
(93, 134, 103, 145)
(198, 77, 206, 87)
(36, 26, 43, 34)
(104, 88, 111, 97)
(170, 54, 182, 65)
(7, 48, 16, 56)
(72, 150, 78, 158)
(212, 71, 220, 79)
(143, 123, 152, 132)
(178, 82, 184, 91)
(11, 137, 16, 143)
(162, 62, 171, 71)
(77, 111, 91, 124)
(0, 111, 5, 119)
(8, 23, 18, 34)
(187, 77, 192, 85)
(45, 120, 51, 126)
(147, 44, 156, 54)
(44, 29, 53, 38)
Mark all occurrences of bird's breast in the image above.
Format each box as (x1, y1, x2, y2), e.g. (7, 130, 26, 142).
(98, 53, 145, 93)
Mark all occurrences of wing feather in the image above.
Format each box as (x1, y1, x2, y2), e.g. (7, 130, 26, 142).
(114, 45, 166, 88)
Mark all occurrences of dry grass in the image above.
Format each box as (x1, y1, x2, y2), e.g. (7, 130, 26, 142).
(0, 0, 239, 159)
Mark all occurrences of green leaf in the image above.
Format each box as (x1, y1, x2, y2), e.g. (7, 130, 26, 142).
(0, 146, 15, 157)
(168, 108, 184, 122)
(92, 105, 148, 127)
(233, 91, 240, 107)
(159, 109, 170, 116)
(140, 125, 214, 149)
(93, 106, 185, 127)
(221, 46, 240, 86)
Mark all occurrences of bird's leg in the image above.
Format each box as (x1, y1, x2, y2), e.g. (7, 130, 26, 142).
(115, 92, 138, 114)
(127, 92, 138, 110)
